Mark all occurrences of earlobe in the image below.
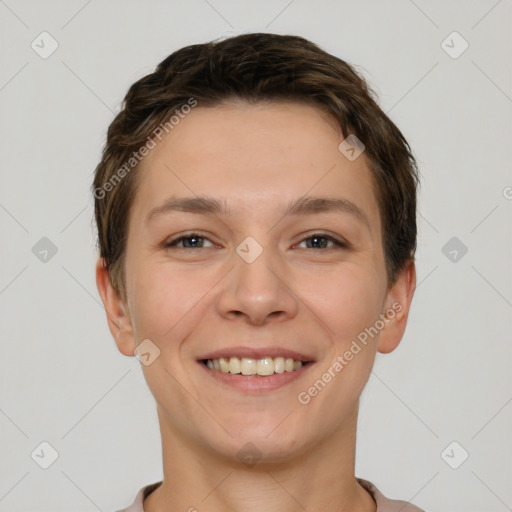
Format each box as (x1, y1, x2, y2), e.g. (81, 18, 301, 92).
(377, 260, 416, 354)
(95, 258, 136, 357)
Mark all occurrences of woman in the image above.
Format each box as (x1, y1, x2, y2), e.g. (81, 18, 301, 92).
(93, 32, 424, 512)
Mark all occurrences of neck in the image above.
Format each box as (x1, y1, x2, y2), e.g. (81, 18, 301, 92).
(144, 403, 376, 512)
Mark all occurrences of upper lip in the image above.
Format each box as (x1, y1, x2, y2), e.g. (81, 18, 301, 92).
(198, 346, 315, 362)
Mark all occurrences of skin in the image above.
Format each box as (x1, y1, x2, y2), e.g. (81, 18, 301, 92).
(96, 100, 416, 512)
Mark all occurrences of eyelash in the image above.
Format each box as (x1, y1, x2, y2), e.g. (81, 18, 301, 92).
(164, 232, 348, 250)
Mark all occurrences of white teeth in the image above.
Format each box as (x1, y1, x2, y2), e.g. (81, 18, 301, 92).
(274, 356, 285, 374)
(205, 356, 306, 376)
(241, 358, 256, 375)
(219, 357, 230, 373)
(228, 356, 241, 374)
(257, 357, 274, 376)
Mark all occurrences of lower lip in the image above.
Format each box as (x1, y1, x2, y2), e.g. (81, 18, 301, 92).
(198, 361, 315, 393)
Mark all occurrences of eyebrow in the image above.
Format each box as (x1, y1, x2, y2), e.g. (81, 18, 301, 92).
(145, 195, 370, 229)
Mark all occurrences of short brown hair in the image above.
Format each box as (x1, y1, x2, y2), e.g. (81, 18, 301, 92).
(92, 32, 419, 298)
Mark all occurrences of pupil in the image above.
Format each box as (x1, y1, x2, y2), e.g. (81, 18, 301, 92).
(311, 236, 325, 248)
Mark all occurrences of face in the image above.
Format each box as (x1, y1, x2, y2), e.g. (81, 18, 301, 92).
(98, 100, 415, 463)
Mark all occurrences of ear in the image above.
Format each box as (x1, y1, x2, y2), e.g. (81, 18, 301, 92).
(377, 260, 416, 354)
(95, 258, 136, 357)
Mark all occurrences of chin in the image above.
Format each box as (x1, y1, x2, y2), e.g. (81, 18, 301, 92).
(205, 427, 310, 466)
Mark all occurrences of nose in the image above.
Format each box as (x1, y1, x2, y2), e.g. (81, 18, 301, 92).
(216, 243, 299, 326)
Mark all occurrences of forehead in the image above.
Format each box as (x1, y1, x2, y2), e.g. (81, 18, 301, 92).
(129, 101, 381, 234)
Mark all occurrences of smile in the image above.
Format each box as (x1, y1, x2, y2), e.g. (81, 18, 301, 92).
(197, 346, 316, 392)
(204, 356, 309, 376)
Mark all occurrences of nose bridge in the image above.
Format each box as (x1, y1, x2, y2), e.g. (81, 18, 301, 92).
(217, 235, 297, 324)
(236, 237, 279, 291)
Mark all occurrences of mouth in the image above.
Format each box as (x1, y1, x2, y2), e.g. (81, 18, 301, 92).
(196, 347, 316, 393)
(201, 356, 313, 376)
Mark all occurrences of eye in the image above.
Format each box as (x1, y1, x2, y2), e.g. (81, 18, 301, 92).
(163, 232, 348, 251)
(295, 233, 348, 250)
(164, 232, 215, 249)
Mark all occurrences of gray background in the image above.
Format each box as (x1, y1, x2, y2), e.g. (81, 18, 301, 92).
(0, 0, 511, 510)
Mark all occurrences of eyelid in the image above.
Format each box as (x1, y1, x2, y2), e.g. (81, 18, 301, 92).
(164, 231, 216, 248)
(293, 232, 349, 250)
(164, 231, 349, 250)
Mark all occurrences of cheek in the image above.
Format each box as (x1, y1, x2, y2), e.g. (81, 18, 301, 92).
(127, 260, 215, 341)
(298, 268, 383, 415)
(295, 264, 385, 343)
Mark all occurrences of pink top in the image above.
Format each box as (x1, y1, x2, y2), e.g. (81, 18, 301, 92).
(115, 478, 425, 511)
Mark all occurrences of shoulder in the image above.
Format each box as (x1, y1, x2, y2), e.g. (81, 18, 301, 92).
(116, 479, 425, 512)
(357, 478, 426, 512)
(114, 481, 162, 512)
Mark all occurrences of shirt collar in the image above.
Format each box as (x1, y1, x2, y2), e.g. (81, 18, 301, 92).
(118, 478, 424, 512)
